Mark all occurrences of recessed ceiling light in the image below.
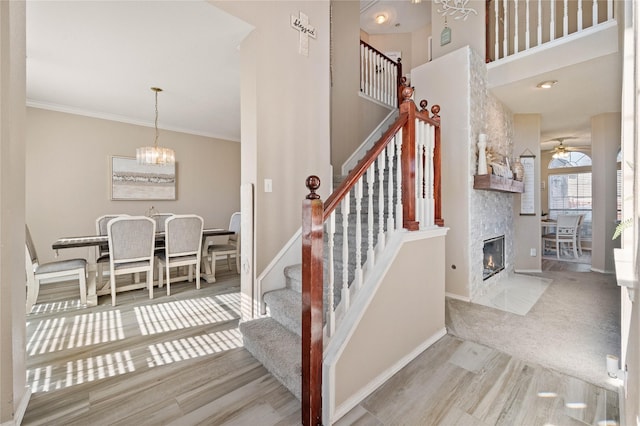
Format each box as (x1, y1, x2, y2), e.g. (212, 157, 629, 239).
(375, 14, 387, 24)
(536, 80, 558, 89)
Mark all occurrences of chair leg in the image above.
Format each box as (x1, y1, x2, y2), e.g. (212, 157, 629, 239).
(235, 254, 240, 273)
(111, 274, 117, 307)
(573, 240, 578, 258)
(556, 241, 560, 259)
(226, 254, 232, 271)
(188, 264, 193, 282)
(79, 269, 87, 306)
(196, 262, 201, 290)
(165, 264, 171, 296)
(210, 254, 217, 283)
(158, 262, 164, 288)
(26, 279, 40, 313)
(148, 269, 154, 300)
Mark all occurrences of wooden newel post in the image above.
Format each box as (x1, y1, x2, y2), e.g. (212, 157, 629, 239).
(302, 175, 323, 426)
(399, 84, 419, 231)
(431, 105, 444, 226)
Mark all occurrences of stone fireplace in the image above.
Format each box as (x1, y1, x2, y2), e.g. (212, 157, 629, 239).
(483, 236, 505, 280)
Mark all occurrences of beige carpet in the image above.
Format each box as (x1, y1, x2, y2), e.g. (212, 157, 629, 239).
(446, 268, 620, 391)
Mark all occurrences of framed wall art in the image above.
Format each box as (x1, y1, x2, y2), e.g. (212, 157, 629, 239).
(110, 156, 176, 201)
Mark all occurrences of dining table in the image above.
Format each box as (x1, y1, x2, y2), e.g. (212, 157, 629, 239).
(52, 228, 234, 306)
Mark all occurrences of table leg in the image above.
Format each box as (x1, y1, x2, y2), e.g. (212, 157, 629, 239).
(86, 263, 98, 306)
(201, 239, 216, 283)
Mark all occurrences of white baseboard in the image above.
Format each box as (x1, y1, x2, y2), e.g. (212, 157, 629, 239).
(445, 292, 471, 302)
(332, 327, 447, 423)
(591, 267, 616, 274)
(1, 387, 31, 426)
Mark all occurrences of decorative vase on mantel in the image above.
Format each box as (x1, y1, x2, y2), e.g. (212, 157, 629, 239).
(512, 158, 525, 181)
(477, 134, 488, 175)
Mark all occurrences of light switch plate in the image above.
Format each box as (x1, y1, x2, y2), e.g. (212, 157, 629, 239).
(264, 179, 272, 193)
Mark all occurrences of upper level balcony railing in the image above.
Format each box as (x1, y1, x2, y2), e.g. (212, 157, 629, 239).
(486, 0, 614, 63)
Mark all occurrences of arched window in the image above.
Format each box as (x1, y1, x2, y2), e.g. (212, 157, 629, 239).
(548, 151, 592, 169)
(547, 151, 593, 247)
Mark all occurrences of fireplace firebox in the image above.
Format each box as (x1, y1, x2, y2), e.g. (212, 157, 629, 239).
(483, 236, 504, 280)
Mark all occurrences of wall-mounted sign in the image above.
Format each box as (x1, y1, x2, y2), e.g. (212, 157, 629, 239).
(291, 11, 316, 56)
(440, 26, 451, 46)
(519, 155, 536, 215)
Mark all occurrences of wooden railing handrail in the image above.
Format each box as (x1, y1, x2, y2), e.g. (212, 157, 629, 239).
(302, 83, 442, 425)
(323, 113, 408, 220)
(359, 39, 399, 65)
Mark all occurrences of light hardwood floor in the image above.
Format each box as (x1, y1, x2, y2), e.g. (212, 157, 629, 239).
(23, 260, 619, 425)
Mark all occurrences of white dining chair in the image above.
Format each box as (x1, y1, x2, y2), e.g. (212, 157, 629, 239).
(95, 214, 130, 287)
(107, 216, 156, 306)
(542, 214, 581, 259)
(206, 212, 241, 279)
(157, 214, 204, 296)
(25, 225, 87, 313)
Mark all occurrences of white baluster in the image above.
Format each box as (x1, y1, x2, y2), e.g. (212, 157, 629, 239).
(428, 124, 436, 227)
(366, 48, 372, 97)
(341, 193, 350, 310)
(503, 0, 508, 58)
(360, 44, 365, 93)
(525, 0, 531, 49)
(415, 119, 424, 226)
(327, 211, 336, 336)
(377, 149, 386, 251)
(376, 54, 381, 102)
(387, 142, 395, 234)
(514, 0, 519, 54)
(392, 65, 398, 106)
(354, 178, 363, 290)
(563, 0, 568, 36)
(366, 166, 375, 270)
(550, 0, 556, 41)
(395, 130, 403, 230)
(577, 0, 583, 31)
(494, 0, 500, 60)
(537, 0, 542, 47)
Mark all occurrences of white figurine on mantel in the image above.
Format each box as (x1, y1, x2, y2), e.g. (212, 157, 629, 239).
(477, 134, 488, 175)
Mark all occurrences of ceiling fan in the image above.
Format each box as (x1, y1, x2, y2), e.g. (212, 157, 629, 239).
(547, 137, 577, 159)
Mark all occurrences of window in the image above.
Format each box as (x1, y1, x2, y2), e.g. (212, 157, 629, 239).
(548, 151, 592, 169)
(548, 173, 592, 239)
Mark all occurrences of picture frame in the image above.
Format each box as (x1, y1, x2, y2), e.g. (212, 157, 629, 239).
(110, 156, 176, 201)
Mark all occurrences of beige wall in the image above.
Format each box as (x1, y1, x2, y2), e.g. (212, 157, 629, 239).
(334, 234, 446, 407)
(213, 1, 331, 278)
(331, 0, 362, 170)
(413, 48, 471, 298)
(591, 112, 621, 273)
(513, 114, 542, 272)
(26, 108, 241, 264)
(1, 1, 28, 423)
(369, 32, 413, 76)
(431, 0, 485, 61)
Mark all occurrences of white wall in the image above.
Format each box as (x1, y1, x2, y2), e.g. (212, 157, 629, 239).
(431, 0, 485, 61)
(0, 1, 28, 423)
(591, 112, 621, 273)
(413, 47, 471, 298)
(212, 1, 331, 275)
(513, 114, 542, 272)
(26, 108, 241, 264)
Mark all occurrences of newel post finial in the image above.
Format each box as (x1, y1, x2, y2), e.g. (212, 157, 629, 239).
(419, 99, 428, 112)
(306, 175, 321, 200)
(401, 84, 414, 103)
(431, 105, 441, 121)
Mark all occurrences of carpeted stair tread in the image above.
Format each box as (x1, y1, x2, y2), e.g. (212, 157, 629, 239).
(284, 264, 302, 293)
(240, 317, 301, 400)
(263, 288, 301, 336)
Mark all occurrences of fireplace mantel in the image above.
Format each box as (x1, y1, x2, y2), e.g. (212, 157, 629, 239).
(473, 174, 524, 193)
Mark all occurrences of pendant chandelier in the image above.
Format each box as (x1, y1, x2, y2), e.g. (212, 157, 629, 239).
(136, 87, 175, 166)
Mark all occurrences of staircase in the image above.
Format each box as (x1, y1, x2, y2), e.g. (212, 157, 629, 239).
(241, 87, 442, 423)
(240, 171, 388, 399)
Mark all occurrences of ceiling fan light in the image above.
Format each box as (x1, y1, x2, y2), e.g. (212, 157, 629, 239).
(375, 14, 387, 24)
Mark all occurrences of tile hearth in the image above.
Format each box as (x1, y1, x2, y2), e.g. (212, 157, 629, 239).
(474, 273, 552, 315)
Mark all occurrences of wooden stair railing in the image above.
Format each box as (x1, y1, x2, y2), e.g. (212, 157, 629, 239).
(301, 84, 442, 425)
(360, 40, 403, 107)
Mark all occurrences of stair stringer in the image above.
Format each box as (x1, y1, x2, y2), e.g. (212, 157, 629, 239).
(322, 226, 449, 424)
